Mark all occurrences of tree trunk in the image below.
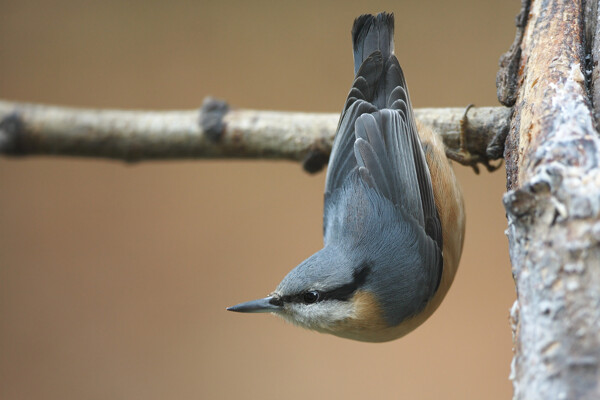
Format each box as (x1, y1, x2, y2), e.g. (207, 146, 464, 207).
(500, 0, 600, 398)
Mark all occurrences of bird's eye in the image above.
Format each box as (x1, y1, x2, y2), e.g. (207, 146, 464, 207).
(303, 290, 320, 304)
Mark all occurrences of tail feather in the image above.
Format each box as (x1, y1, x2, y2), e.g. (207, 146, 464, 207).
(352, 13, 395, 75)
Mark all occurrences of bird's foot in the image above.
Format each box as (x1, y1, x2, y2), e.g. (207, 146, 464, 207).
(445, 104, 503, 174)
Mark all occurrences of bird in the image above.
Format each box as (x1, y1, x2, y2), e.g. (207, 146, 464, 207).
(227, 12, 465, 342)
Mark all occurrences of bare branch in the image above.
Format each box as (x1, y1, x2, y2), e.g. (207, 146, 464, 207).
(0, 98, 509, 172)
(502, 0, 600, 398)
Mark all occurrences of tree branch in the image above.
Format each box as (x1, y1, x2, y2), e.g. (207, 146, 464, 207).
(0, 98, 509, 173)
(502, 0, 600, 398)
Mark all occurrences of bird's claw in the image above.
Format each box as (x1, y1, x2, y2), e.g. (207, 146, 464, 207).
(445, 104, 503, 174)
(446, 149, 503, 174)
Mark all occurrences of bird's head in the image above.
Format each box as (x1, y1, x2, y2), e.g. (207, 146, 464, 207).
(227, 246, 389, 341)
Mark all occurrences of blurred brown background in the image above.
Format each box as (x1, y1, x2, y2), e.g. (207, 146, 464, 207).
(0, 1, 518, 399)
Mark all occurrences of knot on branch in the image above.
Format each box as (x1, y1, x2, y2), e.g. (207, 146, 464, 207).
(302, 148, 329, 174)
(200, 97, 229, 141)
(0, 112, 25, 155)
(503, 164, 564, 223)
(504, 163, 600, 231)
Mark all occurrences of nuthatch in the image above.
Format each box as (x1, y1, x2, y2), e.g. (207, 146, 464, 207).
(228, 13, 465, 342)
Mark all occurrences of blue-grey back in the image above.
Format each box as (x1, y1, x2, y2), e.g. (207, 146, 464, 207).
(320, 13, 444, 324)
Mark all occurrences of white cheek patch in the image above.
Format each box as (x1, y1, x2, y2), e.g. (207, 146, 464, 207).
(277, 301, 356, 331)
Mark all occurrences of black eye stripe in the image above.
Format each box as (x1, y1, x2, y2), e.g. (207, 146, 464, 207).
(281, 292, 321, 304)
(269, 297, 283, 307)
(283, 262, 371, 304)
(321, 263, 370, 301)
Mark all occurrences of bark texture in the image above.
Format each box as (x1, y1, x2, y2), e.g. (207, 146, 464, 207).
(586, 0, 600, 130)
(0, 99, 509, 173)
(502, 0, 600, 398)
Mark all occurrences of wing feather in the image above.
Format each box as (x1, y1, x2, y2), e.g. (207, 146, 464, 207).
(324, 13, 442, 260)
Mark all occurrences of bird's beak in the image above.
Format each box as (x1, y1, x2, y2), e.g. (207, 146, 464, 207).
(227, 296, 282, 313)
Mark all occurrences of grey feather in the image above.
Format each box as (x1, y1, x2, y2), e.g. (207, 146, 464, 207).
(278, 12, 444, 328)
(323, 12, 443, 317)
(325, 14, 441, 254)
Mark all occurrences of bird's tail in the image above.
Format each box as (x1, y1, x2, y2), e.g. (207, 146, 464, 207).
(351, 13, 395, 76)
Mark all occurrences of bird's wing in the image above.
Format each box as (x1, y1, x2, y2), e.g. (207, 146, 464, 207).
(324, 52, 380, 196)
(324, 55, 442, 255)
